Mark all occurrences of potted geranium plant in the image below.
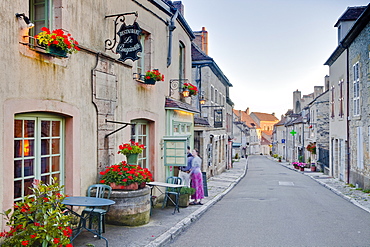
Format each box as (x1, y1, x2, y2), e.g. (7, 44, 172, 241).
(99, 161, 153, 190)
(298, 162, 306, 171)
(118, 141, 145, 165)
(182, 82, 198, 96)
(34, 27, 80, 57)
(144, 69, 164, 84)
(292, 161, 299, 169)
(307, 143, 316, 154)
(0, 179, 73, 247)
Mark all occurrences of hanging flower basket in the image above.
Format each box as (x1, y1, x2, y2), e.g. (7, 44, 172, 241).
(143, 69, 164, 85)
(182, 82, 198, 96)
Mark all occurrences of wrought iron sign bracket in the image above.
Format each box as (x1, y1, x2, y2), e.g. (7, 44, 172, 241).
(169, 79, 189, 97)
(105, 120, 136, 138)
(104, 11, 138, 52)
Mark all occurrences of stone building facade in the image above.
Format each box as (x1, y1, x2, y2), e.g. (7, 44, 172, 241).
(347, 9, 370, 189)
(191, 27, 234, 177)
(1, 0, 197, 226)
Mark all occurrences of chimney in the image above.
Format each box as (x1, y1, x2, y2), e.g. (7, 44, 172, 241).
(173, 1, 184, 16)
(324, 75, 329, 91)
(314, 86, 323, 98)
(293, 90, 301, 114)
(193, 27, 209, 55)
(245, 107, 249, 115)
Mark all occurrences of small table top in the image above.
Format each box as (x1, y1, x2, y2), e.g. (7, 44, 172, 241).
(62, 196, 115, 207)
(147, 181, 185, 188)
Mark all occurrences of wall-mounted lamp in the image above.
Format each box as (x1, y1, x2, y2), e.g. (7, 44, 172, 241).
(133, 73, 143, 81)
(199, 96, 206, 105)
(15, 13, 34, 29)
(199, 91, 206, 105)
(182, 88, 190, 97)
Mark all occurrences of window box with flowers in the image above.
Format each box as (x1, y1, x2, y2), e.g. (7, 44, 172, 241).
(182, 82, 198, 96)
(34, 27, 80, 58)
(143, 69, 164, 85)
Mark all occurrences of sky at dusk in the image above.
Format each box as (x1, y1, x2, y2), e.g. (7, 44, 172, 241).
(182, 0, 370, 118)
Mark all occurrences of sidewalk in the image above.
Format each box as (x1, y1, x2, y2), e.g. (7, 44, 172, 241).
(73, 157, 370, 247)
(72, 159, 248, 247)
(276, 159, 370, 214)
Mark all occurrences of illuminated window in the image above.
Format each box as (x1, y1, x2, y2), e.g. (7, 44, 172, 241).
(14, 114, 64, 201)
(131, 121, 149, 169)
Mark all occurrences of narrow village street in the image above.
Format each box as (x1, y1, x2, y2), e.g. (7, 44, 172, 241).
(168, 155, 370, 247)
(2, 2, 370, 247)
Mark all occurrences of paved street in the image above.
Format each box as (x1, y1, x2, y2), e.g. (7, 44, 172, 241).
(72, 156, 370, 247)
(168, 155, 370, 247)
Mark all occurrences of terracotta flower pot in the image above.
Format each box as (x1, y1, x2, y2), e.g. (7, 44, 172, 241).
(109, 182, 138, 191)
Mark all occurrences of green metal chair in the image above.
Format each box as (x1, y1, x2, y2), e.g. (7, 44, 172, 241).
(81, 184, 112, 237)
(162, 176, 182, 213)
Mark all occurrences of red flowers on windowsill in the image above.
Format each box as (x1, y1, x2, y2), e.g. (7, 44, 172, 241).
(34, 27, 80, 54)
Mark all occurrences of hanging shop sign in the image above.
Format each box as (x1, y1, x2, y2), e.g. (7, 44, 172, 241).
(116, 21, 142, 62)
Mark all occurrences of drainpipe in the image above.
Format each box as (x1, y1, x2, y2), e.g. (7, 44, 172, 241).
(345, 46, 351, 184)
(167, 10, 179, 67)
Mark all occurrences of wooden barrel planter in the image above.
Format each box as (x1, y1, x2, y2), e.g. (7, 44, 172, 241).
(106, 186, 151, 226)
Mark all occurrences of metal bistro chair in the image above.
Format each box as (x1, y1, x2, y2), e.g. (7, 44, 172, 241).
(162, 176, 182, 213)
(80, 184, 112, 237)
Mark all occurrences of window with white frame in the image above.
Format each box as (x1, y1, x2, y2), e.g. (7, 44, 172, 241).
(353, 62, 360, 116)
(179, 42, 185, 81)
(338, 79, 344, 118)
(357, 126, 363, 169)
(137, 31, 151, 76)
(131, 121, 149, 169)
(211, 86, 214, 102)
(14, 114, 65, 201)
(330, 85, 335, 119)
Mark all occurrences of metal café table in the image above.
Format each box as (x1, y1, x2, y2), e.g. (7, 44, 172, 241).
(147, 181, 185, 214)
(62, 196, 115, 247)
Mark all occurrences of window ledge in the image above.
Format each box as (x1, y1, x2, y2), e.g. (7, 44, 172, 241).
(19, 41, 69, 67)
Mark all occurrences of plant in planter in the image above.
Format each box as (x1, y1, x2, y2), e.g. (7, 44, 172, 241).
(307, 143, 316, 155)
(182, 82, 198, 96)
(118, 141, 145, 165)
(0, 179, 73, 247)
(292, 161, 299, 169)
(34, 27, 80, 57)
(168, 187, 195, 208)
(310, 163, 316, 172)
(99, 161, 153, 190)
(144, 69, 164, 84)
(298, 162, 306, 171)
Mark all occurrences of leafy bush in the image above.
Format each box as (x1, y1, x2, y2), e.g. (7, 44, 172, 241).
(0, 179, 72, 246)
(180, 187, 195, 195)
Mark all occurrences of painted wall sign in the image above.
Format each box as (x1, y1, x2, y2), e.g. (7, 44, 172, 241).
(116, 21, 142, 62)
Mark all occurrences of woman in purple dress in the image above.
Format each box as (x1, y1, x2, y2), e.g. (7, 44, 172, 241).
(189, 149, 204, 205)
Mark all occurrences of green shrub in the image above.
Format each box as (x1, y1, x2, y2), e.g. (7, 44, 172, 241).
(180, 187, 195, 195)
(0, 178, 72, 247)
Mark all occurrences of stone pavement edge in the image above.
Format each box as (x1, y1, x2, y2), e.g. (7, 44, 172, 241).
(72, 156, 370, 247)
